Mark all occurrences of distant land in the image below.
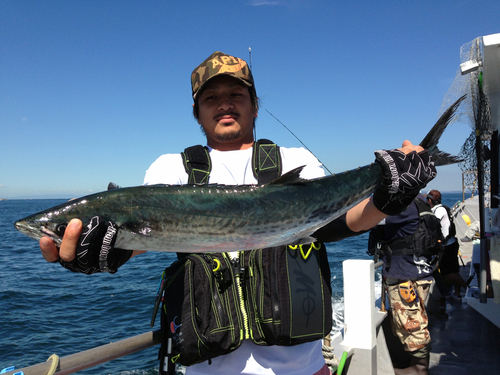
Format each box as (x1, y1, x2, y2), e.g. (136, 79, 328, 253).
(0, 196, 72, 200)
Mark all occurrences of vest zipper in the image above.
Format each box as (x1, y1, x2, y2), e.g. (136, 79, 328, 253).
(231, 252, 250, 339)
(201, 254, 225, 328)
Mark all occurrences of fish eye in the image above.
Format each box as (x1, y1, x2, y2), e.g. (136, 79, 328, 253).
(55, 224, 67, 236)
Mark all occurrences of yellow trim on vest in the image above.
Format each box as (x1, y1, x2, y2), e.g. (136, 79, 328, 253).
(288, 242, 321, 260)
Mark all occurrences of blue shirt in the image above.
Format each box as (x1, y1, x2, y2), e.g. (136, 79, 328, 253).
(374, 201, 434, 281)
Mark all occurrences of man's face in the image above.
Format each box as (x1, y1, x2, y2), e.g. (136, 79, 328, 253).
(196, 75, 257, 151)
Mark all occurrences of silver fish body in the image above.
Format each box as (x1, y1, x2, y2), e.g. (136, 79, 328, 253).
(14, 96, 465, 253)
(14, 164, 381, 252)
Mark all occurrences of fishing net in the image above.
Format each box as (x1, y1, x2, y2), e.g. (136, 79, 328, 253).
(438, 37, 492, 198)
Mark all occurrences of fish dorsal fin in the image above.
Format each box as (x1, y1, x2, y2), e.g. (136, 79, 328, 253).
(108, 182, 121, 190)
(268, 166, 307, 185)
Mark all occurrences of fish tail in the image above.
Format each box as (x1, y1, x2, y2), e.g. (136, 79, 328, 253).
(420, 94, 466, 166)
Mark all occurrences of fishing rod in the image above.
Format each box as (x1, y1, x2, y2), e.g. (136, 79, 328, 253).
(248, 47, 332, 175)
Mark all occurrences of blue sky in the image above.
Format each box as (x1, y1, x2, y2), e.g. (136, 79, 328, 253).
(1, 0, 499, 198)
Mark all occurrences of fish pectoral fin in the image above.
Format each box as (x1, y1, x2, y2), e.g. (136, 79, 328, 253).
(114, 229, 138, 250)
(269, 166, 307, 185)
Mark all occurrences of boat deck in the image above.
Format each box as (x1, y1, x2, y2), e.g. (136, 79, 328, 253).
(427, 239, 500, 374)
(428, 297, 500, 373)
(380, 232, 500, 374)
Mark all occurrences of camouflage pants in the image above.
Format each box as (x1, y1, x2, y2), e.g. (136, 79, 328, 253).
(385, 278, 432, 353)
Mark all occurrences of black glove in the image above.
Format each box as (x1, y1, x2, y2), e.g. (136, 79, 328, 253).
(373, 149, 436, 215)
(59, 216, 132, 275)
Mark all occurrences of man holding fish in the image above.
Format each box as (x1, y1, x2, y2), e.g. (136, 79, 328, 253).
(38, 51, 435, 374)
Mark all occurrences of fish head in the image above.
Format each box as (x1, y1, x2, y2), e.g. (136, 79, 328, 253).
(15, 214, 68, 246)
(14, 199, 90, 246)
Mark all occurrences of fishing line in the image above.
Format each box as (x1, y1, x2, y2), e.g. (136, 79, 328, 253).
(249, 47, 331, 174)
(265, 109, 332, 174)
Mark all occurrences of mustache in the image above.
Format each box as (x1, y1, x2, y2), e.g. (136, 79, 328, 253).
(214, 111, 239, 121)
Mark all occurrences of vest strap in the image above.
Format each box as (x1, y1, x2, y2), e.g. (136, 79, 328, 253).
(181, 145, 211, 184)
(252, 139, 282, 184)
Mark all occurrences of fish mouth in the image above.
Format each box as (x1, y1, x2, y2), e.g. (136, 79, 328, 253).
(14, 220, 31, 234)
(15, 220, 42, 240)
(14, 221, 62, 245)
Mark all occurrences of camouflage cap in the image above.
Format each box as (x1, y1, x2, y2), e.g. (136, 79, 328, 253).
(191, 51, 255, 99)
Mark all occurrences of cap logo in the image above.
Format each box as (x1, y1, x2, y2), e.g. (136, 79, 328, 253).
(211, 56, 246, 73)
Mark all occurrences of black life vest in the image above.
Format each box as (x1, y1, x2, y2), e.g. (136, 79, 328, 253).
(154, 140, 332, 372)
(368, 198, 444, 262)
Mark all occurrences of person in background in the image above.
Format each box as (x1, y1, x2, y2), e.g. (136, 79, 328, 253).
(39, 51, 436, 375)
(368, 195, 441, 375)
(461, 220, 480, 242)
(427, 189, 468, 302)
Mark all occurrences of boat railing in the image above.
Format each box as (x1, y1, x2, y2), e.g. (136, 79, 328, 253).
(1, 330, 161, 375)
(331, 259, 393, 374)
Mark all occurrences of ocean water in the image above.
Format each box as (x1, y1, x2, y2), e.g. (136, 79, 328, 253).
(0, 193, 462, 374)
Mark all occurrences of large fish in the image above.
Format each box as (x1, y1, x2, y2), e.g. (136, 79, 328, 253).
(15, 96, 465, 253)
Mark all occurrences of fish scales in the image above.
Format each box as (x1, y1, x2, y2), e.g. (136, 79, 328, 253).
(116, 163, 381, 252)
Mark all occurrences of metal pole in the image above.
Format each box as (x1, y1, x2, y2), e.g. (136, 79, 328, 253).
(475, 107, 489, 303)
(3, 330, 161, 375)
(491, 130, 498, 209)
(462, 172, 465, 203)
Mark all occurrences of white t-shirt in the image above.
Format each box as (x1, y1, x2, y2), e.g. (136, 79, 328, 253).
(144, 146, 325, 186)
(143, 145, 328, 375)
(432, 204, 456, 246)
